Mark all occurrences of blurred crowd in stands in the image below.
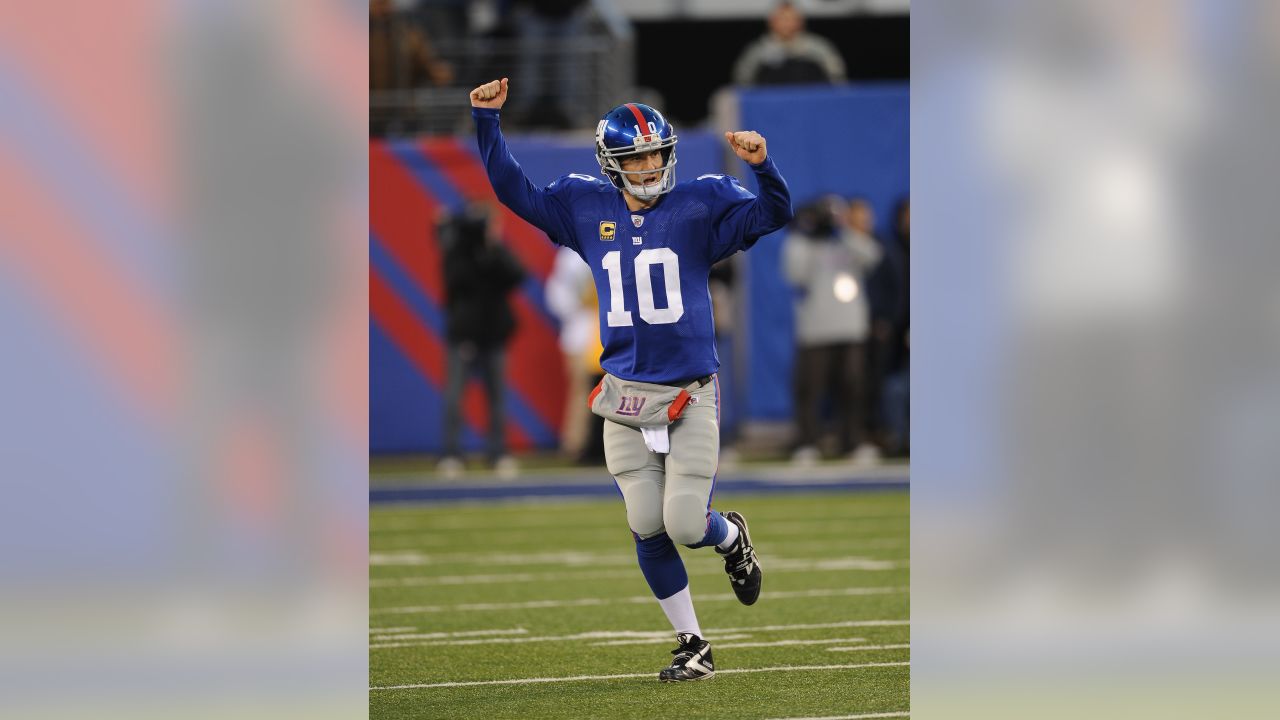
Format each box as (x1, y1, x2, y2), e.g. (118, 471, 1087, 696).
(371, 0, 851, 135)
(733, 1, 846, 86)
(371, 0, 604, 134)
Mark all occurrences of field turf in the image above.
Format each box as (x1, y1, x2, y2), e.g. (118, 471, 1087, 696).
(370, 490, 909, 719)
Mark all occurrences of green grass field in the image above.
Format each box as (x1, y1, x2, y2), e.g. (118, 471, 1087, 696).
(370, 490, 909, 719)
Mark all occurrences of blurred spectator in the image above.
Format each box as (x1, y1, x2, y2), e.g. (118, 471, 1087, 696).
(784, 195, 882, 465)
(508, 0, 589, 129)
(732, 1, 847, 87)
(437, 202, 526, 477)
(578, 305, 607, 466)
(709, 258, 741, 461)
(864, 197, 903, 449)
(545, 244, 607, 466)
(415, 0, 470, 42)
(545, 247, 596, 462)
(877, 198, 909, 456)
(369, 0, 455, 92)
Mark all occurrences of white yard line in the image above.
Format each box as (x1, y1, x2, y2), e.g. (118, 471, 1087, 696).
(370, 557, 906, 587)
(373, 597, 633, 615)
(370, 619, 908, 650)
(769, 558, 905, 571)
(779, 539, 907, 552)
(400, 629, 672, 642)
(826, 644, 911, 653)
(371, 586, 908, 615)
(717, 637, 867, 649)
(369, 551, 635, 567)
(713, 586, 911, 604)
(762, 707, 906, 712)
(369, 661, 910, 690)
(709, 619, 909, 633)
(370, 568, 636, 587)
(590, 635, 866, 648)
(369, 628, 528, 642)
(373, 632, 755, 651)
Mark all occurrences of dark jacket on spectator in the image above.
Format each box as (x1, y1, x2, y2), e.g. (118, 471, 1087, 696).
(441, 214, 526, 349)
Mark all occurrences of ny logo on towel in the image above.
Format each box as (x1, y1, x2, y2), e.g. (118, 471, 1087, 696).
(616, 396, 646, 416)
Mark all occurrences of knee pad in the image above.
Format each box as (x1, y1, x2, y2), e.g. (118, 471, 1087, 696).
(619, 487, 664, 540)
(664, 497, 710, 546)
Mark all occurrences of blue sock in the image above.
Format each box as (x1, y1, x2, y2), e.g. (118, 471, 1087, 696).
(634, 532, 689, 600)
(684, 510, 728, 549)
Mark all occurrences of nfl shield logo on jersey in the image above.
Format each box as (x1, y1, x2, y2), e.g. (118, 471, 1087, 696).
(632, 214, 644, 228)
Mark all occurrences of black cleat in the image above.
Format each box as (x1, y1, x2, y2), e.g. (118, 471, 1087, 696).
(717, 511, 762, 605)
(658, 632, 715, 682)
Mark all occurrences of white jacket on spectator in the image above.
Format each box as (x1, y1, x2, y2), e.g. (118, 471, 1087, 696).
(545, 246, 595, 354)
(784, 228, 882, 345)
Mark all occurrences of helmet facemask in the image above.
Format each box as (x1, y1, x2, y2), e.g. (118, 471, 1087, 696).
(596, 123, 679, 201)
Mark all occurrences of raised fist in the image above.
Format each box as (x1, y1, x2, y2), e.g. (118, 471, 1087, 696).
(724, 130, 768, 165)
(470, 78, 509, 109)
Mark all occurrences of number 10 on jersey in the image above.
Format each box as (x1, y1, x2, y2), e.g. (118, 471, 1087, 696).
(601, 249, 685, 326)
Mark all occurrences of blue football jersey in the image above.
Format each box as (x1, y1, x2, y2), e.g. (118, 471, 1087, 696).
(474, 107, 793, 383)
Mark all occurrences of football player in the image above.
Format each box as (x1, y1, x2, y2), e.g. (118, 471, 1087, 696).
(470, 77, 792, 682)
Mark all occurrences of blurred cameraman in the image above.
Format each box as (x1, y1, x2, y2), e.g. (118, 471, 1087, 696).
(783, 195, 883, 465)
(438, 201, 526, 477)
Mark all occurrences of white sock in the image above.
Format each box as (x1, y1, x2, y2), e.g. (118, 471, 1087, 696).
(657, 585, 702, 638)
(716, 520, 740, 551)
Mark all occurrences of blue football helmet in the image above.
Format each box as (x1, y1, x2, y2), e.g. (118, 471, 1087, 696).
(595, 103, 678, 200)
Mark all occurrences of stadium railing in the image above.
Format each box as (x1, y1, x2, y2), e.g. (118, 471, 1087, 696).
(372, 20, 634, 136)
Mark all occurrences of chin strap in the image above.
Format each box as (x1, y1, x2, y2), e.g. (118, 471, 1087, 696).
(620, 168, 672, 200)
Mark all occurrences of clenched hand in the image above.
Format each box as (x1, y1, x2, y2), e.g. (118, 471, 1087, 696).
(470, 78, 509, 109)
(724, 130, 768, 164)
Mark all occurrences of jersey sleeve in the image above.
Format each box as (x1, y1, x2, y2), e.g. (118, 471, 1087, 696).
(704, 156, 794, 264)
(474, 107, 585, 251)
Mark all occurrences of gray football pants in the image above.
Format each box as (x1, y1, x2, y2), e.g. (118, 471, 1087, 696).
(604, 377, 720, 545)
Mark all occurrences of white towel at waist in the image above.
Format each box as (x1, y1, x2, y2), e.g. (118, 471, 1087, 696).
(640, 426, 670, 454)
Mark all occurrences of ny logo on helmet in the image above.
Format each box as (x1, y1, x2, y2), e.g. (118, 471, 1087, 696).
(616, 396, 646, 417)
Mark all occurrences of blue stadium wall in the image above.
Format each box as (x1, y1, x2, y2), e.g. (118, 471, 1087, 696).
(737, 84, 910, 421)
(370, 85, 908, 453)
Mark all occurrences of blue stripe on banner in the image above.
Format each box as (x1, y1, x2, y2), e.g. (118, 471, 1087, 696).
(504, 385, 557, 447)
(519, 276, 560, 333)
(370, 231, 445, 335)
(0, 61, 172, 299)
(389, 141, 467, 213)
(370, 321, 484, 453)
